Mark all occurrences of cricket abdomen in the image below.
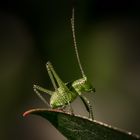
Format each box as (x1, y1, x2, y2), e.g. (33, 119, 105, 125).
(50, 89, 78, 109)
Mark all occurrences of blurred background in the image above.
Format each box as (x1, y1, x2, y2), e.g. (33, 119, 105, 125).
(0, 0, 140, 140)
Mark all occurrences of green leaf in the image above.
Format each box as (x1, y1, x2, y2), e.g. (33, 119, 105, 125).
(23, 109, 140, 140)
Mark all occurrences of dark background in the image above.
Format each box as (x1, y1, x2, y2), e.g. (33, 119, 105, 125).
(0, 0, 140, 140)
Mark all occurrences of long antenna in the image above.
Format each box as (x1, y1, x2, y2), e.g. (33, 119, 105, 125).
(71, 8, 85, 77)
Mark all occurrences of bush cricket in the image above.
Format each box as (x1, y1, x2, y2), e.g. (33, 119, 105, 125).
(33, 8, 95, 120)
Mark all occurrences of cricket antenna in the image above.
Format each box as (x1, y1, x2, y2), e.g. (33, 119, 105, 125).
(71, 8, 85, 77)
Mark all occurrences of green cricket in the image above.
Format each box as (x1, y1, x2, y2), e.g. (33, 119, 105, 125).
(33, 9, 95, 120)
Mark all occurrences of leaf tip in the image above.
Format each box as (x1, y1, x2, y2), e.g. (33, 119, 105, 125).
(23, 110, 30, 117)
(23, 109, 35, 117)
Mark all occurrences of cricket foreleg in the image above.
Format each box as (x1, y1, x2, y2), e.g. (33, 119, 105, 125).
(33, 85, 53, 107)
(80, 95, 94, 120)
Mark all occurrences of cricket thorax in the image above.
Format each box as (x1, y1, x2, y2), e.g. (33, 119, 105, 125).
(72, 76, 93, 95)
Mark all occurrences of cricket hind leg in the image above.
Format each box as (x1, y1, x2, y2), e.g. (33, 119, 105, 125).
(80, 95, 94, 120)
(46, 62, 58, 91)
(46, 62, 72, 106)
(46, 62, 68, 108)
(46, 62, 66, 88)
(33, 85, 53, 107)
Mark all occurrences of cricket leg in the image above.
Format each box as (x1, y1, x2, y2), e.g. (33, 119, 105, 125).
(80, 95, 94, 120)
(46, 62, 58, 91)
(46, 62, 67, 88)
(46, 61, 70, 104)
(33, 85, 53, 107)
(46, 62, 74, 114)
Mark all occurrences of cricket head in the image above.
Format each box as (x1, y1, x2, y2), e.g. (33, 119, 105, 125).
(72, 76, 95, 95)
